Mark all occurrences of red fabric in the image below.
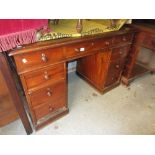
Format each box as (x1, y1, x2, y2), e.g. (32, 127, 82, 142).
(0, 19, 48, 35)
(0, 19, 48, 52)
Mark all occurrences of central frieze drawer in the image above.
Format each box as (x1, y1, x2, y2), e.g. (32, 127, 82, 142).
(14, 47, 65, 74)
(23, 63, 65, 91)
(64, 38, 113, 58)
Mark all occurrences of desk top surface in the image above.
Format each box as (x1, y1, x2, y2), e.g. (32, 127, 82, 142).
(9, 26, 136, 56)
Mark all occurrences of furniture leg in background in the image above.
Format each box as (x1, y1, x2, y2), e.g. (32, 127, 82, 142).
(122, 24, 155, 86)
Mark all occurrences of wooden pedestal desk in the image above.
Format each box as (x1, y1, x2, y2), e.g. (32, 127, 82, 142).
(122, 24, 155, 85)
(9, 27, 135, 131)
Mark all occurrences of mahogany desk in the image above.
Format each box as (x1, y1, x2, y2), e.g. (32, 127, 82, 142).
(9, 26, 136, 133)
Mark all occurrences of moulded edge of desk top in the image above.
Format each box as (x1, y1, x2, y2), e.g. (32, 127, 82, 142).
(8, 26, 137, 57)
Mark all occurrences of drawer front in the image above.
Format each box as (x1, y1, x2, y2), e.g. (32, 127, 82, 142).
(28, 81, 66, 107)
(142, 33, 155, 50)
(32, 97, 66, 120)
(65, 38, 112, 58)
(113, 34, 133, 45)
(24, 63, 65, 90)
(111, 45, 130, 60)
(105, 59, 125, 86)
(14, 47, 64, 73)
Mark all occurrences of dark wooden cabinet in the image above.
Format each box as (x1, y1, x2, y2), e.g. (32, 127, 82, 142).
(122, 24, 155, 85)
(9, 27, 135, 130)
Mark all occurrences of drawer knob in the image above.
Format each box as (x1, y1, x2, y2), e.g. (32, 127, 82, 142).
(47, 88, 52, 96)
(41, 53, 48, 62)
(116, 64, 120, 69)
(44, 71, 50, 80)
(105, 41, 110, 45)
(91, 42, 94, 46)
(49, 107, 53, 111)
(22, 58, 28, 64)
(75, 47, 85, 52)
(119, 51, 123, 54)
(44, 74, 50, 80)
(47, 91, 52, 96)
(122, 37, 127, 41)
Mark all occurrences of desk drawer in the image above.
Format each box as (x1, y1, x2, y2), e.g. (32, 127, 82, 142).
(113, 34, 133, 45)
(32, 96, 66, 121)
(14, 47, 65, 74)
(105, 59, 125, 86)
(24, 63, 65, 90)
(111, 45, 130, 61)
(142, 33, 155, 50)
(28, 80, 66, 107)
(65, 38, 112, 58)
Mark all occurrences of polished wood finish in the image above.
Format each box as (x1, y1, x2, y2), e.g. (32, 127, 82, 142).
(0, 52, 32, 134)
(9, 27, 135, 131)
(122, 24, 155, 85)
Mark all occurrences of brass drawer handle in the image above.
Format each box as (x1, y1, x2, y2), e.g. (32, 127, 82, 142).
(47, 88, 52, 96)
(75, 47, 85, 52)
(41, 53, 48, 62)
(44, 71, 50, 80)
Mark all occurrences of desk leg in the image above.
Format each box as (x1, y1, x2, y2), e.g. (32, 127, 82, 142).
(0, 52, 33, 135)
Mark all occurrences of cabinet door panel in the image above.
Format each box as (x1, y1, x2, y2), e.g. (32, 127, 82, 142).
(76, 49, 111, 91)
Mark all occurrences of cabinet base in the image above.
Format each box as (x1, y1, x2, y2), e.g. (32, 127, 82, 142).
(34, 108, 69, 131)
(76, 71, 120, 94)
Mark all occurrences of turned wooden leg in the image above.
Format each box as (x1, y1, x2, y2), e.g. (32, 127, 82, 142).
(76, 19, 83, 33)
